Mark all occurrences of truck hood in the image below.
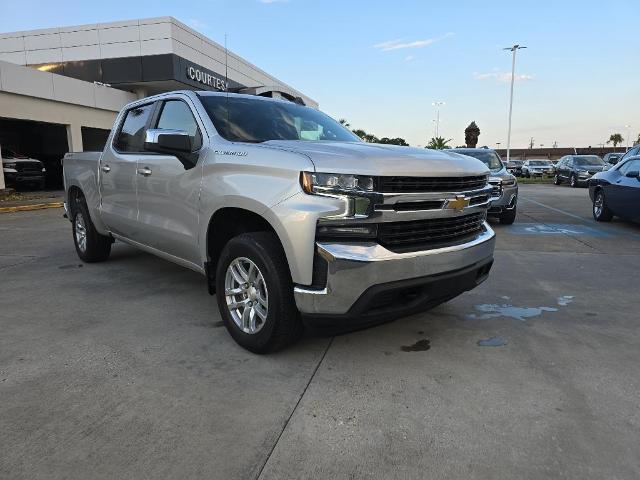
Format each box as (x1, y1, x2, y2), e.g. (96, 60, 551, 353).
(260, 141, 490, 177)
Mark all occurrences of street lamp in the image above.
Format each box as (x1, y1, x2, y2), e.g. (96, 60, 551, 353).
(432, 101, 445, 137)
(625, 124, 631, 151)
(496, 142, 501, 149)
(503, 44, 527, 162)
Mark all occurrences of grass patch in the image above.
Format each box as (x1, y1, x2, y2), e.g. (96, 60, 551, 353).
(0, 191, 23, 202)
(517, 176, 554, 184)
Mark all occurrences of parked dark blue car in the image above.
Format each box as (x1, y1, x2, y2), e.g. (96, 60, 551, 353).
(589, 150, 640, 223)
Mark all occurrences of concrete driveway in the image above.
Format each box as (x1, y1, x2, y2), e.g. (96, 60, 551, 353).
(1, 184, 639, 479)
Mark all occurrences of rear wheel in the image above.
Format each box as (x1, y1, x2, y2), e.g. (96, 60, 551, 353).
(593, 189, 613, 222)
(499, 207, 517, 225)
(72, 199, 112, 262)
(215, 232, 302, 353)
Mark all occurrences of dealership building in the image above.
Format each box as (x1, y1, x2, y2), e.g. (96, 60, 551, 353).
(0, 17, 317, 189)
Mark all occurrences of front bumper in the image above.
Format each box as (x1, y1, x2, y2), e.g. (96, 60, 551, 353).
(488, 184, 518, 214)
(294, 223, 495, 317)
(3, 172, 45, 184)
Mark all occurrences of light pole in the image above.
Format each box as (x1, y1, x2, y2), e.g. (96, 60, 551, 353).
(503, 44, 527, 162)
(625, 124, 631, 151)
(432, 101, 445, 137)
(496, 142, 501, 149)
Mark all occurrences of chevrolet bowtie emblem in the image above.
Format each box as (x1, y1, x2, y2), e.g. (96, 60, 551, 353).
(446, 195, 470, 212)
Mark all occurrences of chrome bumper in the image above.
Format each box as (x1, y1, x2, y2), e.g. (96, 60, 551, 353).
(294, 223, 496, 315)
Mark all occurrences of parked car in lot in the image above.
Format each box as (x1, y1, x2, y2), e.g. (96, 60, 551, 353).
(603, 152, 624, 168)
(450, 148, 518, 224)
(589, 155, 640, 223)
(1, 148, 46, 190)
(506, 160, 524, 177)
(63, 91, 496, 353)
(554, 155, 606, 187)
(522, 159, 554, 177)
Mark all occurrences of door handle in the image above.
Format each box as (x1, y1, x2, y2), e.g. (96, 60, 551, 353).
(137, 167, 152, 177)
(101, 165, 111, 173)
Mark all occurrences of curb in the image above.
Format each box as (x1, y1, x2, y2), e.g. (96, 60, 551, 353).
(0, 202, 64, 214)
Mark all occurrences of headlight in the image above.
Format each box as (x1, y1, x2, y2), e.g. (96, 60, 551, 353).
(3, 162, 17, 169)
(42, 167, 46, 172)
(300, 171, 375, 194)
(502, 176, 517, 187)
(316, 224, 378, 239)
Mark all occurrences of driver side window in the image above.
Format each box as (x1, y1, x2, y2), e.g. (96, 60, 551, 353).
(156, 100, 202, 151)
(619, 159, 640, 175)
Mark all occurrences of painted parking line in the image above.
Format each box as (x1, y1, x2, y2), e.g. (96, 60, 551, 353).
(509, 223, 610, 237)
(0, 202, 64, 214)
(519, 196, 640, 240)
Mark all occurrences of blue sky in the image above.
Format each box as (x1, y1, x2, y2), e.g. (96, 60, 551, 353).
(1, 0, 638, 148)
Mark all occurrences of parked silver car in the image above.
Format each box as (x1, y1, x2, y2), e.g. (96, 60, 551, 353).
(522, 159, 554, 177)
(450, 148, 518, 224)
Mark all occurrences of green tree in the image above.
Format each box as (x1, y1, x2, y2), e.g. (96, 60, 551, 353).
(636, 132, 640, 145)
(338, 119, 351, 129)
(607, 133, 624, 151)
(426, 136, 452, 149)
(378, 137, 409, 146)
(352, 129, 379, 143)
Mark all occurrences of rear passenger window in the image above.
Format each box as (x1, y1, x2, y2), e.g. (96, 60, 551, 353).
(114, 103, 155, 152)
(156, 100, 202, 150)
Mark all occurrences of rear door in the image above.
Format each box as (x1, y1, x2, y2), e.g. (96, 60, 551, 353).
(99, 102, 155, 237)
(135, 97, 205, 265)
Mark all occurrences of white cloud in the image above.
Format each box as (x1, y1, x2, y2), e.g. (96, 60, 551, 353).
(473, 71, 533, 83)
(187, 18, 209, 31)
(404, 55, 415, 62)
(373, 32, 454, 51)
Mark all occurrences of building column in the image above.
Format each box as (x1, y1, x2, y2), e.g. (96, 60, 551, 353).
(0, 144, 5, 190)
(66, 124, 83, 153)
(133, 88, 148, 99)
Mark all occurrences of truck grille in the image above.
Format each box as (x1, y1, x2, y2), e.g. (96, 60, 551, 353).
(16, 163, 42, 172)
(378, 175, 488, 193)
(378, 212, 486, 252)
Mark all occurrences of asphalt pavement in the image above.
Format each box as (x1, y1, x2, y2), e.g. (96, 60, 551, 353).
(1, 184, 639, 479)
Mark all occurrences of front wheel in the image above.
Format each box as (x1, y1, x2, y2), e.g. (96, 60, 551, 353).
(72, 199, 112, 262)
(499, 207, 517, 225)
(215, 232, 302, 353)
(593, 190, 613, 222)
(553, 175, 561, 185)
(570, 174, 579, 188)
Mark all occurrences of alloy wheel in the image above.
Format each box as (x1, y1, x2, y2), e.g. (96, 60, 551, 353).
(75, 212, 87, 253)
(224, 257, 269, 334)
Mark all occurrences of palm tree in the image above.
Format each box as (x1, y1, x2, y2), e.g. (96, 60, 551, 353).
(338, 119, 351, 129)
(636, 132, 640, 146)
(607, 133, 624, 152)
(426, 136, 452, 149)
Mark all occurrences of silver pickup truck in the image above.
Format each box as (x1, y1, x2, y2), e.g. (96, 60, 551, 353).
(63, 91, 496, 353)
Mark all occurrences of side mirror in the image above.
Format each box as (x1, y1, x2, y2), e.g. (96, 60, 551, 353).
(625, 170, 640, 179)
(144, 129, 192, 154)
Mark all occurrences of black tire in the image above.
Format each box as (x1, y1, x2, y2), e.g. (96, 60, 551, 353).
(570, 174, 579, 188)
(499, 207, 517, 225)
(72, 198, 112, 262)
(592, 189, 613, 222)
(215, 232, 302, 353)
(553, 174, 561, 185)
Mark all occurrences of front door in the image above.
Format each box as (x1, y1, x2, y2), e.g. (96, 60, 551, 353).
(135, 98, 204, 265)
(99, 102, 155, 238)
(611, 159, 640, 220)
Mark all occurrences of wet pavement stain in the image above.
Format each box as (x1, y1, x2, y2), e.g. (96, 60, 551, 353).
(467, 304, 558, 321)
(401, 339, 431, 352)
(58, 264, 83, 269)
(557, 295, 574, 306)
(477, 336, 508, 347)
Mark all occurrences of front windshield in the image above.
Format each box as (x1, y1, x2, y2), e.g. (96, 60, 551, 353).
(454, 150, 503, 170)
(529, 160, 551, 166)
(200, 95, 361, 143)
(574, 156, 603, 166)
